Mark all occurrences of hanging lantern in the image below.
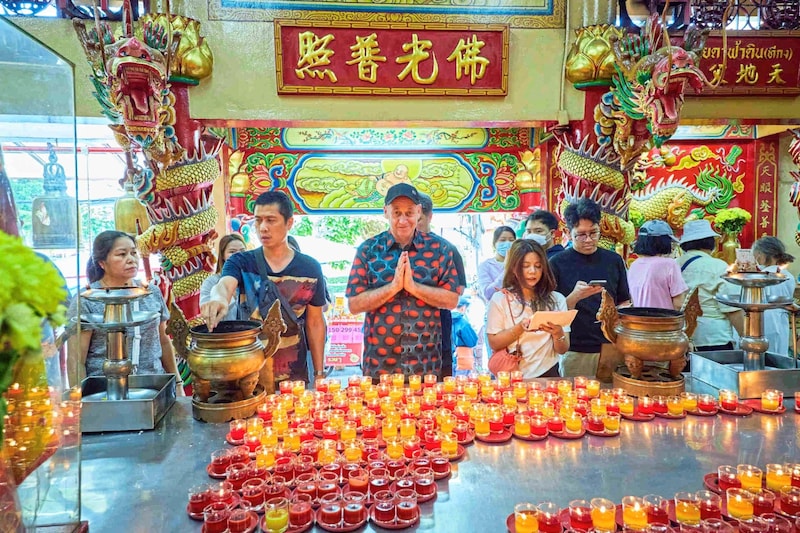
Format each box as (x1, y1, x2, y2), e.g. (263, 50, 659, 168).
(114, 180, 150, 236)
(31, 144, 77, 249)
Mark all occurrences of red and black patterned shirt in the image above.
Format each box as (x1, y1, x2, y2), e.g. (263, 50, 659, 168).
(346, 230, 462, 379)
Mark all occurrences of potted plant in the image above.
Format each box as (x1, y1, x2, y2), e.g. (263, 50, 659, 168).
(713, 207, 752, 264)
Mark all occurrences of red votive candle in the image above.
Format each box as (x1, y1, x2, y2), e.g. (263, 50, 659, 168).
(638, 397, 654, 415)
(203, 501, 230, 533)
(188, 484, 211, 514)
(531, 416, 548, 437)
(547, 416, 564, 433)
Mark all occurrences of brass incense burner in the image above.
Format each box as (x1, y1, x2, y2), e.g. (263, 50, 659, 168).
(182, 299, 286, 422)
(598, 288, 702, 381)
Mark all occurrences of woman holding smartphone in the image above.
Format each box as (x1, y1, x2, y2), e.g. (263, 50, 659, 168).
(486, 240, 570, 378)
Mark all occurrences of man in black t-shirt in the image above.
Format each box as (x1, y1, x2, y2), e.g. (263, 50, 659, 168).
(201, 191, 328, 387)
(550, 198, 630, 381)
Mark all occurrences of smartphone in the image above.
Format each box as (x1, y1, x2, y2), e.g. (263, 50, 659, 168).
(588, 280, 607, 287)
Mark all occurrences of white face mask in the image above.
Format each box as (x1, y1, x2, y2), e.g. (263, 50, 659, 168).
(495, 241, 512, 258)
(524, 233, 548, 246)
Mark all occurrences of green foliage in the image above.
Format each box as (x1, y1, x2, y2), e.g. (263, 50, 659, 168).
(292, 215, 386, 245)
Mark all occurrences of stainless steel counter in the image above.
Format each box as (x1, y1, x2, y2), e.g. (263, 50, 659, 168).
(81, 393, 799, 533)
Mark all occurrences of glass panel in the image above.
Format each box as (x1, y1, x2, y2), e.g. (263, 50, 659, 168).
(0, 16, 82, 528)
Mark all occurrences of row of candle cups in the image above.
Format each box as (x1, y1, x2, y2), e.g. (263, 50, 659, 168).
(199, 496, 299, 533)
(727, 487, 800, 520)
(717, 389, 790, 412)
(718, 463, 800, 493)
(515, 493, 799, 533)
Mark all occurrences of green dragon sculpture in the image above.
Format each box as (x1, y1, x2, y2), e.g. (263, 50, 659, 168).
(556, 14, 709, 248)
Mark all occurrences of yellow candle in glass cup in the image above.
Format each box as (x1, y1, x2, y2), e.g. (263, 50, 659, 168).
(464, 381, 479, 400)
(529, 390, 545, 407)
(737, 464, 763, 490)
(541, 401, 556, 418)
(557, 379, 573, 397)
(680, 392, 697, 412)
(725, 488, 754, 521)
(272, 416, 289, 437)
(292, 380, 305, 397)
(347, 397, 363, 415)
(361, 410, 376, 428)
(344, 441, 363, 463)
(285, 429, 301, 452)
(382, 420, 398, 440)
(359, 375, 373, 391)
(474, 414, 490, 437)
(318, 440, 338, 465)
(603, 412, 620, 433)
(481, 383, 495, 398)
(497, 371, 511, 389)
(255, 445, 275, 468)
(761, 390, 781, 411)
(765, 463, 792, 491)
(618, 396, 635, 416)
(514, 414, 531, 437)
(341, 421, 357, 442)
(391, 373, 405, 389)
(565, 412, 583, 434)
(667, 396, 684, 416)
(441, 432, 458, 458)
(590, 498, 616, 532)
(406, 396, 421, 415)
(515, 503, 539, 533)
(559, 401, 576, 419)
(622, 496, 647, 531)
(586, 380, 601, 398)
(407, 374, 421, 392)
(328, 379, 342, 393)
(385, 436, 404, 460)
(443, 376, 456, 393)
(590, 398, 607, 417)
(260, 426, 279, 447)
(329, 409, 345, 430)
(295, 401, 310, 418)
(674, 492, 701, 525)
(503, 391, 518, 408)
(440, 413, 457, 435)
(513, 382, 528, 399)
(389, 387, 404, 403)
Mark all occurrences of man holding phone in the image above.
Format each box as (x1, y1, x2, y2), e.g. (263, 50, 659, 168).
(550, 198, 631, 380)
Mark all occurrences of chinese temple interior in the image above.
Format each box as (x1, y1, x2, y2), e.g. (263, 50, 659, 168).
(2, 0, 800, 531)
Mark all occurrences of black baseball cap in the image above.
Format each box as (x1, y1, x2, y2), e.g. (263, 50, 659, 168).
(384, 183, 421, 206)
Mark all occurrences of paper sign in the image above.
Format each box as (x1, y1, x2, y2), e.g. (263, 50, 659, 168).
(527, 310, 578, 330)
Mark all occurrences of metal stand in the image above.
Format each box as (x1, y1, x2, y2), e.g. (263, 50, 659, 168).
(690, 272, 800, 398)
(78, 286, 177, 432)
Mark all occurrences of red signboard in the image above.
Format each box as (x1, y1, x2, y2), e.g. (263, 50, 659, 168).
(324, 320, 363, 367)
(696, 32, 800, 96)
(275, 20, 509, 96)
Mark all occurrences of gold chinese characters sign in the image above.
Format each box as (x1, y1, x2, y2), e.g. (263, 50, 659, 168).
(697, 32, 800, 96)
(275, 21, 509, 96)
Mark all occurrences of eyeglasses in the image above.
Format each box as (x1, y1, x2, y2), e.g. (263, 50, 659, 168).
(573, 230, 601, 241)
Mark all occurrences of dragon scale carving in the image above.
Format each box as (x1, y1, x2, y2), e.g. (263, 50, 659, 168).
(74, 1, 218, 325)
(556, 15, 709, 248)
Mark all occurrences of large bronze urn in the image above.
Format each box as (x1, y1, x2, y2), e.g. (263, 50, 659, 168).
(186, 299, 286, 422)
(597, 288, 701, 380)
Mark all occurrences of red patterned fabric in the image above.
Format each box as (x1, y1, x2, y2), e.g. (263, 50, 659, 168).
(346, 230, 461, 379)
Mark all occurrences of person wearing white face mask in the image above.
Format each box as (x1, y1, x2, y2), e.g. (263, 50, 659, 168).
(752, 236, 797, 356)
(524, 210, 565, 260)
(478, 226, 516, 303)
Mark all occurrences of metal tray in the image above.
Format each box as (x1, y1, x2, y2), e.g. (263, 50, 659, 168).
(690, 350, 800, 398)
(79, 374, 177, 433)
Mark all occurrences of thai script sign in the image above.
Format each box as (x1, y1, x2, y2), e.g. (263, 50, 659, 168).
(696, 32, 800, 95)
(275, 20, 509, 96)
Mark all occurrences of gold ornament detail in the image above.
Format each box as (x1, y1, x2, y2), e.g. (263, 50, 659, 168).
(565, 25, 623, 85)
(141, 13, 214, 80)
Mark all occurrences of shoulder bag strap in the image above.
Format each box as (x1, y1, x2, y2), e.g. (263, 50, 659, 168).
(254, 251, 300, 328)
(505, 293, 520, 356)
(680, 255, 703, 273)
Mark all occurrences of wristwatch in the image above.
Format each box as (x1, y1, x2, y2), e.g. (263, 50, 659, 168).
(314, 370, 326, 378)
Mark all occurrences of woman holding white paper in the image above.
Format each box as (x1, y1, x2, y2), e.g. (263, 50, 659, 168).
(486, 240, 570, 378)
